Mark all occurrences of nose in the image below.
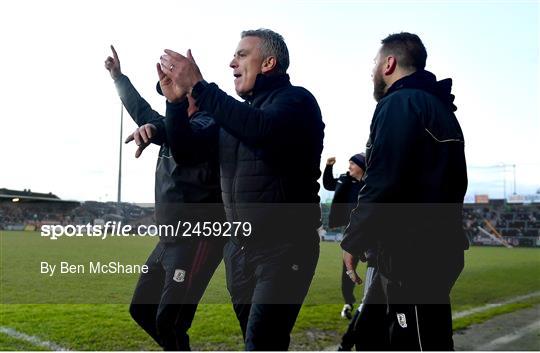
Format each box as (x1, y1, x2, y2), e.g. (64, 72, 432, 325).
(230, 57, 238, 69)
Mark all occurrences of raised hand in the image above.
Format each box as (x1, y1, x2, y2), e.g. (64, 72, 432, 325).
(326, 157, 336, 166)
(104, 45, 122, 81)
(159, 49, 203, 95)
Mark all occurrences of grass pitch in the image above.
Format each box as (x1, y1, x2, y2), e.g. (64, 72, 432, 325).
(1, 231, 539, 350)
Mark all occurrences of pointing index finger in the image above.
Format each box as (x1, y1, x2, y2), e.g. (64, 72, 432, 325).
(125, 133, 134, 144)
(110, 45, 119, 62)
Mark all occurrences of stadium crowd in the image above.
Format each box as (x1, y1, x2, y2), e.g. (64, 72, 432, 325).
(463, 203, 539, 246)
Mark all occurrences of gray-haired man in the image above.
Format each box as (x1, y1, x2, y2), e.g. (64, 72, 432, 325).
(158, 29, 325, 350)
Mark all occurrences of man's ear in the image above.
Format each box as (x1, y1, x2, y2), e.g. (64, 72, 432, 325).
(383, 55, 397, 76)
(261, 56, 277, 74)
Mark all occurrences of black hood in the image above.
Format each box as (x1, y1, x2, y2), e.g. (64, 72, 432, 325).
(385, 70, 457, 112)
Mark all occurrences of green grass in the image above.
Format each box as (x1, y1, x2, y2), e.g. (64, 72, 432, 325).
(0, 331, 48, 351)
(1, 231, 539, 350)
(451, 246, 540, 310)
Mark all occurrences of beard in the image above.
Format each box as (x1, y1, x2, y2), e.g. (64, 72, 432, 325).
(373, 70, 386, 102)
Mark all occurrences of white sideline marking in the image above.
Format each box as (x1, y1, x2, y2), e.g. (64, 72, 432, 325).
(453, 291, 540, 319)
(0, 326, 68, 351)
(477, 319, 540, 350)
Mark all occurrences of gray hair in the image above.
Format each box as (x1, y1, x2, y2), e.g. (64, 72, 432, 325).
(241, 28, 290, 74)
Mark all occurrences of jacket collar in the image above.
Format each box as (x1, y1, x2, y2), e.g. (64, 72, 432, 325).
(384, 70, 457, 112)
(244, 73, 291, 102)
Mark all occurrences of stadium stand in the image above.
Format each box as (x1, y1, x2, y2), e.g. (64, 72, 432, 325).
(0, 188, 154, 231)
(463, 200, 540, 247)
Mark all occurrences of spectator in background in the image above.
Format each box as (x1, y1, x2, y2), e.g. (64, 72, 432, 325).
(323, 154, 371, 320)
(323, 155, 366, 229)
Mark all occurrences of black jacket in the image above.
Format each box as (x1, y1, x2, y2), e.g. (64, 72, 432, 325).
(115, 75, 223, 241)
(323, 165, 363, 228)
(167, 74, 325, 247)
(341, 70, 468, 280)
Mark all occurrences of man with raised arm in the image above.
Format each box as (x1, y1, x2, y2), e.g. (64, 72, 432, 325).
(105, 46, 224, 351)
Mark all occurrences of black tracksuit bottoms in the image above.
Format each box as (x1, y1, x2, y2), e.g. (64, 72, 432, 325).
(129, 239, 224, 351)
(345, 251, 464, 351)
(223, 238, 319, 351)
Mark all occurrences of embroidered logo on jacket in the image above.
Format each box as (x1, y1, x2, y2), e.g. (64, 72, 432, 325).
(173, 269, 186, 283)
(397, 313, 408, 328)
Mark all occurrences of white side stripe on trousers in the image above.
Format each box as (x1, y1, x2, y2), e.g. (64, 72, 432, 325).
(414, 305, 423, 351)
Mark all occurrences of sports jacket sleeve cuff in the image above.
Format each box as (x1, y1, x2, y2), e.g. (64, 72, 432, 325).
(165, 99, 189, 118)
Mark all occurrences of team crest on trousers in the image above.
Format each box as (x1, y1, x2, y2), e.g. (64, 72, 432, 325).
(173, 269, 186, 283)
(397, 313, 408, 328)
